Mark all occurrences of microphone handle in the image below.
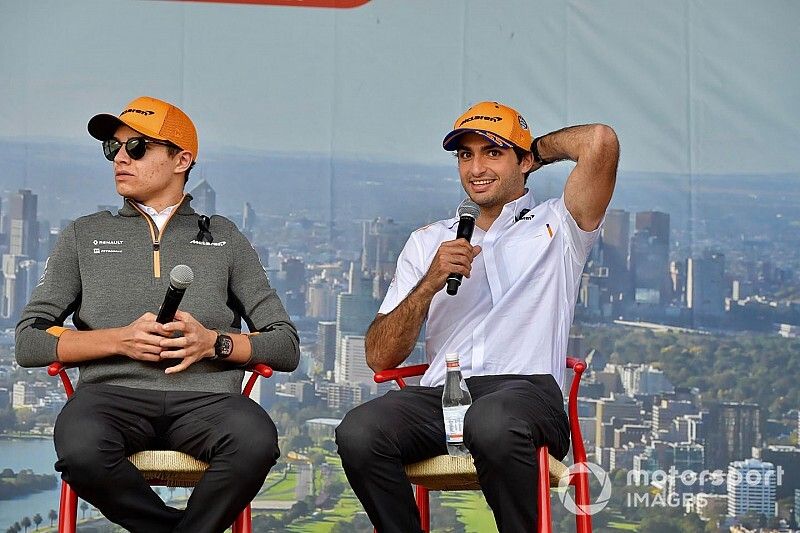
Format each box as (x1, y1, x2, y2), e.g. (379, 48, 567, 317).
(446, 277, 461, 295)
(446, 215, 476, 296)
(156, 286, 187, 324)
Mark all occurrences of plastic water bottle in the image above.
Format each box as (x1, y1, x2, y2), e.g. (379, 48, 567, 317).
(442, 352, 472, 457)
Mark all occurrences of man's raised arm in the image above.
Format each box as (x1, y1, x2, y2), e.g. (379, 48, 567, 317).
(533, 124, 619, 231)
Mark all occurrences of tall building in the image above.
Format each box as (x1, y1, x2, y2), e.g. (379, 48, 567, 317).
(756, 445, 800, 499)
(272, 256, 306, 317)
(9, 189, 38, 258)
(334, 335, 374, 387)
(334, 263, 380, 382)
(242, 202, 257, 235)
(189, 179, 216, 215)
(316, 321, 337, 373)
(1, 255, 37, 321)
(727, 458, 776, 518)
(635, 211, 669, 245)
(306, 278, 338, 320)
(687, 250, 726, 326)
(361, 218, 407, 277)
(600, 209, 630, 296)
(704, 401, 762, 469)
(630, 211, 670, 305)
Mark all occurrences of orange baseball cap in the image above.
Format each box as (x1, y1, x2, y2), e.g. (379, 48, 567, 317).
(443, 101, 532, 152)
(88, 96, 198, 161)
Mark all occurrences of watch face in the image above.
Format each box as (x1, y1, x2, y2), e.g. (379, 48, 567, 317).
(216, 335, 234, 358)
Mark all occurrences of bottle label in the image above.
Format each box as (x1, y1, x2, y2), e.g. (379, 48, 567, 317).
(443, 405, 469, 444)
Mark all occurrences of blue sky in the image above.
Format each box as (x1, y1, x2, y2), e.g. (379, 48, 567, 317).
(1, 0, 798, 175)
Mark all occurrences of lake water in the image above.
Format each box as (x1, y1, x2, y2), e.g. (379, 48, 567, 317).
(0, 437, 62, 530)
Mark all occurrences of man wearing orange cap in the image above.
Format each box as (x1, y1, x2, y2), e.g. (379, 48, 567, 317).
(337, 101, 619, 532)
(16, 96, 299, 533)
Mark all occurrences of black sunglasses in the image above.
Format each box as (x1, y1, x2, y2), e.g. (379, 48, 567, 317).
(102, 137, 176, 161)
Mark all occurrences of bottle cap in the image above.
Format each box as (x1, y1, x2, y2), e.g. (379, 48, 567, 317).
(445, 352, 460, 363)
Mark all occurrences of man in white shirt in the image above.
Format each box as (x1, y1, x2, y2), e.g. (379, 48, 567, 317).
(336, 101, 619, 532)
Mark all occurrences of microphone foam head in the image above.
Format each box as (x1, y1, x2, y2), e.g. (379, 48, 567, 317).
(458, 199, 480, 219)
(170, 264, 194, 290)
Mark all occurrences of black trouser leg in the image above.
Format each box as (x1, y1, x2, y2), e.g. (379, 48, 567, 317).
(336, 386, 447, 533)
(464, 375, 570, 533)
(53, 385, 183, 533)
(167, 392, 279, 533)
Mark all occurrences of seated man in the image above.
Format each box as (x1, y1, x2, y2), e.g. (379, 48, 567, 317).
(15, 96, 300, 533)
(336, 101, 618, 532)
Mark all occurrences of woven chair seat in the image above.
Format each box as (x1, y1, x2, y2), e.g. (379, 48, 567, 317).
(404, 453, 569, 491)
(128, 451, 209, 487)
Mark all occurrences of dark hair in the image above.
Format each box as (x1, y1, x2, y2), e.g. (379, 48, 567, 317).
(513, 147, 533, 184)
(166, 145, 195, 183)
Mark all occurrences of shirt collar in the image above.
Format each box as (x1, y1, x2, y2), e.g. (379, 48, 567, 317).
(494, 188, 537, 231)
(135, 202, 179, 217)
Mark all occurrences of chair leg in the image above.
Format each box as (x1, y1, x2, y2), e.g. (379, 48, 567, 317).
(415, 484, 430, 533)
(573, 464, 593, 533)
(232, 504, 252, 533)
(58, 481, 78, 533)
(537, 446, 552, 533)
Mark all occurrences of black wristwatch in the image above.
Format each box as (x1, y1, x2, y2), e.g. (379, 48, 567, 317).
(213, 333, 234, 360)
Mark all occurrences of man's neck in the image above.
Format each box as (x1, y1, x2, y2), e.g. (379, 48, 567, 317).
(137, 192, 184, 213)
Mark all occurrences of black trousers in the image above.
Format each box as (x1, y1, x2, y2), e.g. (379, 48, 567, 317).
(53, 384, 279, 533)
(336, 374, 570, 533)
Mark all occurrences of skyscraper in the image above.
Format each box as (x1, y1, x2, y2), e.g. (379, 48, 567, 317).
(335, 263, 380, 382)
(705, 401, 762, 469)
(361, 218, 407, 278)
(630, 211, 670, 305)
(2, 190, 39, 322)
(316, 321, 337, 373)
(189, 179, 216, 215)
(687, 250, 726, 326)
(727, 458, 776, 518)
(601, 209, 630, 296)
(9, 189, 38, 259)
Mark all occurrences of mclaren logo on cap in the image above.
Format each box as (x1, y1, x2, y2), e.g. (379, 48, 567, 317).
(121, 108, 155, 117)
(460, 115, 503, 126)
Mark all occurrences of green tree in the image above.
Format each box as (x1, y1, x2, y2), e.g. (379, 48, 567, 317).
(32, 514, 42, 531)
(289, 434, 313, 452)
(47, 509, 57, 527)
(79, 501, 89, 519)
(19, 517, 30, 533)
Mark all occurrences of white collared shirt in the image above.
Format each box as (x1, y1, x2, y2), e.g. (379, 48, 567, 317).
(135, 202, 179, 233)
(379, 189, 601, 388)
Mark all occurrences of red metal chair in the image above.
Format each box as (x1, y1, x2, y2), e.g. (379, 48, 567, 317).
(373, 357, 591, 533)
(47, 362, 273, 533)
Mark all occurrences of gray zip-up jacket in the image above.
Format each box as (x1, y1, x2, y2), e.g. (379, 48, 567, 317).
(15, 195, 299, 394)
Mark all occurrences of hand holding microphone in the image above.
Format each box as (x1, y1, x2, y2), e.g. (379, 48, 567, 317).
(446, 200, 480, 295)
(157, 265, 194, 324)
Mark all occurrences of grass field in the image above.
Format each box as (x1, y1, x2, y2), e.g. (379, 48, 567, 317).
(441, 490, 498, 533)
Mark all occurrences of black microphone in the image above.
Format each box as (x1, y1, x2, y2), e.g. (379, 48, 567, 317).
(446, 200, 480, 296)
(156, 265, 194, 324)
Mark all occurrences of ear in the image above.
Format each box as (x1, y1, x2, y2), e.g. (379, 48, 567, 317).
(520, 150, 534, 174)
(174, 150, 193, 174)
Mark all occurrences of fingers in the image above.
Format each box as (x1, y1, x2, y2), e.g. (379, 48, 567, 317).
(431, 240, 481, 277)
(135, 312, 158, 323)
(164, 357, 198, 374)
